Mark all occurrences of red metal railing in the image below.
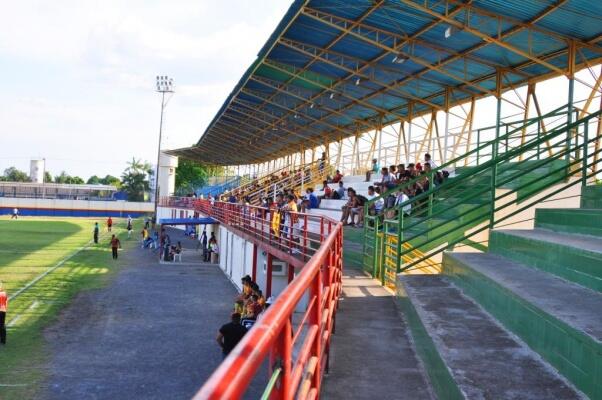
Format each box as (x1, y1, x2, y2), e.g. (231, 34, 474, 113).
(160, 197, 343, 399)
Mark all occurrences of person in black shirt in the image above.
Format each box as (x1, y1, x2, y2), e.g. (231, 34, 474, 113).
(216, 313, 248, 358)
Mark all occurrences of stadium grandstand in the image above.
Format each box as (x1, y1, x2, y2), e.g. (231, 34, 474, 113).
(158, 1, 602, 399)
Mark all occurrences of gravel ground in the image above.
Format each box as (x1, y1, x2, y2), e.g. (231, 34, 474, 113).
(40, 229, 265, 400)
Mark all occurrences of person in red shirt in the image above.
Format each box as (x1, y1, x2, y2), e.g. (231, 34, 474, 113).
(107, 217, 113, 232)
(110, 234, 121, 260)
(331, 170, 344, 183)
(0, 281, 7, 345)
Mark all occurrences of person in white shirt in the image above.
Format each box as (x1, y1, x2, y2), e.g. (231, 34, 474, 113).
(11, 208, 18, 220)
(424, 153, 437, 169)
(373, 187, 385, 214)
(396, 190, 412, 216)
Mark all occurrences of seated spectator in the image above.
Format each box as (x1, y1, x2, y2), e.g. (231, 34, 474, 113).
(396, 189, 412, 216)
(333, 181, 345, 200)
(366, 158, 380, 182)
(374, 187, 385, 214)
(317, 180, 332, 205)
(375, 167, 396, 190)
(304, 188, 319, 210)
(366, 186, 378, 215)
(340, 188, 359, 225)
(331, 170, 343, 183)
(407, 163, 417, 178)
(424, 162, 444, 186)
(396, 164, 406, 181)
(389, 165, 397, 180)
(217, 313, 247, 358)
(350, 192, 368, 228)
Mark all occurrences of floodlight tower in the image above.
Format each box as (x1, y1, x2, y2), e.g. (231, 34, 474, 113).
(154, 75, 175, 216)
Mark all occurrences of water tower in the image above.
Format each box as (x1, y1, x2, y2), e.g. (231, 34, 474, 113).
(30, 159, 45, 183)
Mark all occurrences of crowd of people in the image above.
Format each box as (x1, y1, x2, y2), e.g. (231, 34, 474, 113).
(216, 275, 272, 358)
(340, 153, 449, 227)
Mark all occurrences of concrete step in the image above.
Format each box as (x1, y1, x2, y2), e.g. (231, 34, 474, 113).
(535, 208, 602, 237)
(581, 185, 602, 209)
(489, 229, 602, 292)
(443, 252, 602, 399)
(396, 275, 582, 400)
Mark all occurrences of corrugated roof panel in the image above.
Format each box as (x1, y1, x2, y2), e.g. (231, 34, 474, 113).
(174, 0, 602, 165)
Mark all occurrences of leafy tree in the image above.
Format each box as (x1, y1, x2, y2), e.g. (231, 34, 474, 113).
(54, 171, 71, 184)
(3, 167, 30, 182)
(87, 175, 101, 185)
(100, 174, 121, 187)
(121, 158, 151, 201)
(70, 176, 84, 184)
(175, 158, 208, 194)
(44, 171, 53, 183)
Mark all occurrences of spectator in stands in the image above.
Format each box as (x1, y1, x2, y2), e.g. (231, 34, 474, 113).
(389, 165, 397, 181)
(281, 194, 300, 252)
(93, 222, 99, 244)
(301, 188, 319, 211)
(199, 230, 208, 261)
(110, 234, 121, 260)
(107, 217, 113, 232)
(407, 163, 417, 178)
(228, 194, 237, 203)
(396, 164, 406, 181)
(373, 187, 385, 214)
(340, 188, 359, 225)
(396, 188, 412, 216)
(366, 158, 380, 182)
(319, 152, 327, 173)
(217, 313, 247, 359)
(424, 162, 444, 186)
(350, 191, 368, 228)
(424, 153, 437, 169)
(0, 281, 7, 345)
(375, 167, 396, 190)
(331, 170, 343, 183)
(333, 181, 345, 200)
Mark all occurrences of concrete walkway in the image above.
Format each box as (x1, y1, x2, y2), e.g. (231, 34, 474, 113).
(41, 229, 264, 399)
(321, 266, 434, 400)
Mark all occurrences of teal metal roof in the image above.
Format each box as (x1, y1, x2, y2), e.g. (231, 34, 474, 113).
(171, 0, 602, 165)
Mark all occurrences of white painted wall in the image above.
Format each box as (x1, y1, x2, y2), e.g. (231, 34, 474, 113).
(1, 197, 153, 214)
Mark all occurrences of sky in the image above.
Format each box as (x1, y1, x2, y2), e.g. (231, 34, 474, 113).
(0, 0, 292, 180)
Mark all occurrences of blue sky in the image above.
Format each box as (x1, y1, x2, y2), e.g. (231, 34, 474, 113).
(0, 0, 291, 180)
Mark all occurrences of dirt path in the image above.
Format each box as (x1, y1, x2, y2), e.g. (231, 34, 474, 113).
(40, 229, 263, 399)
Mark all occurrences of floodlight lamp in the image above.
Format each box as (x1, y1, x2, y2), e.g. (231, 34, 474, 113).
(445, 26, 453, 39)
(355, 78, 361, 86)
(392, 54, 407, 64)
(329, 92, 334, 99)
(310, 103, 315, 109)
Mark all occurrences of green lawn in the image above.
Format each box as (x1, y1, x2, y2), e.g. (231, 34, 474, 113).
(0, 216, 141, 399)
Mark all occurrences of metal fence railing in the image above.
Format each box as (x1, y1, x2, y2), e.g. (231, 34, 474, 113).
(159, 197, 344, 399)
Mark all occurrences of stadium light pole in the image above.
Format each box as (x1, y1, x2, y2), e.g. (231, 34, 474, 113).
(154, 75, 175, 217)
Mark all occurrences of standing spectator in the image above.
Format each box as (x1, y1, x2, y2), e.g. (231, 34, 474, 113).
(209, 234, 219, 263)
(199, 230, 208, 261)
(424, 153, 437, 169)
(110, 234, 121, 260)
(0, 281, 7, 345)
(366, 158, 380, 182)
(126, 216, 133, 238)
(93, 222, 100, 244)
(216, 313, 247, 359)
(11, 208, 18, 219)
(319, 152, 327, 173)
(107, 217, 113, 232)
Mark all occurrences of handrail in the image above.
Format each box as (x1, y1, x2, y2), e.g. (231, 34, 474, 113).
(363, 107, 601, 286)
(159, 197, 343, 399)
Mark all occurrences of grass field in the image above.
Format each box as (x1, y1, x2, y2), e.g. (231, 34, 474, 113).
(0, 216, 140, 399)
